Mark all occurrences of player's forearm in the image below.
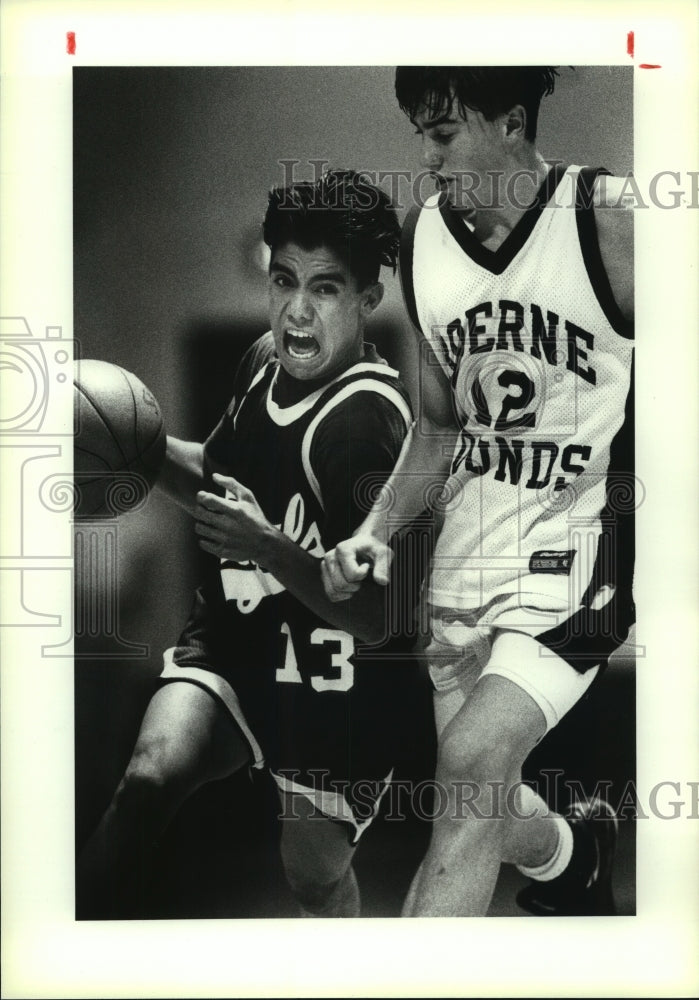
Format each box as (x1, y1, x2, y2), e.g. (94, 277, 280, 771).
(255, 528, 387, 644)
(362, 419, 459, 541)
(156, 436, 205, 514)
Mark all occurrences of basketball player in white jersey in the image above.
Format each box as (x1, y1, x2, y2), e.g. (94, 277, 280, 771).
(322, 67, 634, 917)
(77, 170, 430, 918)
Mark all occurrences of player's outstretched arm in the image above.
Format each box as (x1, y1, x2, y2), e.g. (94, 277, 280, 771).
(195, 474, 388, 644)
(155, 436, 205, 514)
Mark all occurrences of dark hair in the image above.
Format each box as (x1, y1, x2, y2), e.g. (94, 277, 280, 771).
(263, 169, 400, 289)
(395, 66, 558, 142)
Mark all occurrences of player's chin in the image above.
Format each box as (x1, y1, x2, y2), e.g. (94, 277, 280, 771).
(446, 193, 476, 218)
(437, 181, 473, 214)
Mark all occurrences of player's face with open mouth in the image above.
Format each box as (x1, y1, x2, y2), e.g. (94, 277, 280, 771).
(412, 95, 507, 214)
(268, 243, 370, 381)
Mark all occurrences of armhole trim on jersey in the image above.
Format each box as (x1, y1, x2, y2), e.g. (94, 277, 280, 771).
(575, 167, 635, 341)
(301, 380, 413, 511)
(583, 354, 635, 602)
(400, 205, 424, 333)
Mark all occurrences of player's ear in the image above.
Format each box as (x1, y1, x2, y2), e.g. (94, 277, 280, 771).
(361, 282, 384, 317)
(503, 104, 527, 141)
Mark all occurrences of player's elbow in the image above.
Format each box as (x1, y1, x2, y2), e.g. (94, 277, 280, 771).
(353, 597, 389, 645)
(335, 596, 385, 645)
(358, 617, 386, 646)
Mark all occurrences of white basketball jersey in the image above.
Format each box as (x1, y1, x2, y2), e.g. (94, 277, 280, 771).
(401, 163, 634, 612)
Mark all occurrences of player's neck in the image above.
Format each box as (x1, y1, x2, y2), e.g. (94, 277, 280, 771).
(274, 348, 366, 406)
(463, 149, 550, 248)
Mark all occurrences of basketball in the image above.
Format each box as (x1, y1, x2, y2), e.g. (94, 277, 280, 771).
(73, 359, 167, 517)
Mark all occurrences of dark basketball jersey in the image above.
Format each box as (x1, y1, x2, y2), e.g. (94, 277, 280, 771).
(168, 353, 430, 824)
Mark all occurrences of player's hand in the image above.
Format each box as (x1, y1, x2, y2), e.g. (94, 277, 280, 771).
(195, 473, 273, 563)
(321, 534, 393, 602)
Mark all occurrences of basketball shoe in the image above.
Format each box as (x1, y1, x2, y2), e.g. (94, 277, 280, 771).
(516, 795, 619, 916)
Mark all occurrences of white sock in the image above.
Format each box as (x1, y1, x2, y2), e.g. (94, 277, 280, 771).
(517, 815, 574, 882)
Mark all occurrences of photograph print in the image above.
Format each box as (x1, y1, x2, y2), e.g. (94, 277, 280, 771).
(72, 64, 637, 921)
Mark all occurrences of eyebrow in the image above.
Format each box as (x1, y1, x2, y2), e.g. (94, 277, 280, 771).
(414, 113, 460, 130)
(270, 262, 346, 284)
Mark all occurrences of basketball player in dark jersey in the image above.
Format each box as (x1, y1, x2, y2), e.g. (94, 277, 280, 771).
(322, 68, 634, 917)
(77, 170, 429, 918)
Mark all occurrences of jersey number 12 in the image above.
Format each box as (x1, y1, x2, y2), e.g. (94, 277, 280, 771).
(472, 369, 537, 430)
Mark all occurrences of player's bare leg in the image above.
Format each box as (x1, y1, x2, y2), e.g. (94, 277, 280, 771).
(77, 681, 251, 917)
(402, 776, 562, 915)
(502, 781, 560, 864)
(432, 675, 559, 856)
(278, 791, 359, 917)
(402, 673, 549, 916)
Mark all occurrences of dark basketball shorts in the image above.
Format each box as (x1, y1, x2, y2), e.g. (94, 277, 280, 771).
(159, 607, 421, 845)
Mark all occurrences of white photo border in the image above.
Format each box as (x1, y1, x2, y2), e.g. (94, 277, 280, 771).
(1, 1, 698, 997)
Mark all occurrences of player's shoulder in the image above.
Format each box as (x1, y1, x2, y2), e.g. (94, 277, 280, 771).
(323, 361, 412, 424)
(588, 175, 634, 324)
(591, 174, 634, 231)
(307, 382, 410, 498)
(407, 193, 441, 230)
(419, 192, 442, 211)
(591, 173, 635, 211)
(310, 363, 412, 451)
(583, 173, 633, 272)
(331, 347, 406, 394)
(236, 331, 278, 392)
(217, 331, 277, 420)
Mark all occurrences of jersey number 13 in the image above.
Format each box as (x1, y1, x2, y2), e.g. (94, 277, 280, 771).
(277, 622, 355, 692)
